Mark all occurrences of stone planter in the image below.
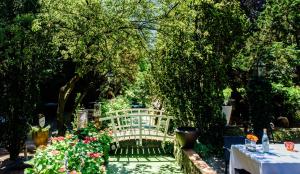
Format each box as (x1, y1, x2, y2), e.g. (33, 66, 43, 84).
(175, 127, 199, 149)
(222, 105, 232, 125)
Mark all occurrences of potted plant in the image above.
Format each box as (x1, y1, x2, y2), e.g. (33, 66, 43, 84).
(175, 127, 199, 149)
(222, 87, 233, 125)
(31, 114, 50, 147)
(31, 125, 50, 147)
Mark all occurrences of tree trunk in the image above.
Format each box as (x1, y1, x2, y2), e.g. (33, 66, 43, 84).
(57, 75, 80, 135)
(72, 81, 96, 113)
(73, 91, 88, 111)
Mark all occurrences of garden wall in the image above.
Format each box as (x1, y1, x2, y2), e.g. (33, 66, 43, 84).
(174, 140, 217, 174)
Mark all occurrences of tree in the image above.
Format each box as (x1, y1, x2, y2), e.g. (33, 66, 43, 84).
(0, 14, 56, 160)
(35, 0, 156, 135)
(152, 0, 249, 146)
(233, 0, 300, 134)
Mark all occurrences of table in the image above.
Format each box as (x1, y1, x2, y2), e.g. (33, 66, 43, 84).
(230, 144, 300, 174)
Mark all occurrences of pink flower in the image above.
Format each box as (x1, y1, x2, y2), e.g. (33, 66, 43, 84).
(58, 167, 65, 173)
(51, 136, 65, 142)
(51, 150, 60, 155)
(87, 152, 102, 158)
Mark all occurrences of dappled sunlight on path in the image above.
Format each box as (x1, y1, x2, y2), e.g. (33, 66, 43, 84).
(107, 146, 183, 174)
(108, 161, 182, 174)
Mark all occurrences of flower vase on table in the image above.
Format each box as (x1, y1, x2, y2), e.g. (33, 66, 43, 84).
(246, 134, 258, 152)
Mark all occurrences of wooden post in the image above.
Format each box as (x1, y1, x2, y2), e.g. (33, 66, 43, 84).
(148, 114, 151, 135)
(116, 112, 121, 130)
(139, 114, 142, 146)
(163, 117, 170, 146)
(111, 116, 119, 147)
(24, 144, 27, 160)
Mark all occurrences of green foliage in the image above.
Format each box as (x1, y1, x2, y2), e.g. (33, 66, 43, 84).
(0, 3, 57, 158)
(31, 125, 51, 132)
(272, 83, 300, 124)
(234, 0, 300, 85)
(194, 142, 213, 159)
(296, 111, 300, 124)
(247, 77, 273, 140)
(100, 96, 131, 117)
(162, 141, 174, 155)
(224, 127, 245, 136)
(125, 61, 152, 107)
(233, 0, 299, 133)
(35, 0, 154, 78)
(223, 87, 233, 105)
(25, 124, 112, 174)
(273, 128, 300, 142)
(34, 0, 157, 134)
(152, 0, 249, 147)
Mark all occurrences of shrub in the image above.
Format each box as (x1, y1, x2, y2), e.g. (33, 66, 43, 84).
(194, 142, 213, 159)
(273, 128, 300, 143)
(100, 96, 131, 117)
(25, 124, 112, 174)
(224, 127, 244, 136)
(223, 87, 233, 105)
(272, 84, 300, 126)
(247, 77, 273, 142)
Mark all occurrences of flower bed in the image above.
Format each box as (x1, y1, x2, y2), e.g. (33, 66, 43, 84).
(25, 125, 112, 174)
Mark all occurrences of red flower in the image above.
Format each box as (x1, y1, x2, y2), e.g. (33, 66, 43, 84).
(51, 150, 60, 155)
(70, 170, 77, 174)
(83, 139, 90, 144)
(58, 167, 65, 173)
(83, 136, 97, 144)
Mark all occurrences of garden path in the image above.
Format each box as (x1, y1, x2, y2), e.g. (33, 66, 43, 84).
(107, 146, 183, 174)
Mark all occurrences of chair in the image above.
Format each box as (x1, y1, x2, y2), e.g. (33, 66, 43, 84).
(223, 136, 245, 174)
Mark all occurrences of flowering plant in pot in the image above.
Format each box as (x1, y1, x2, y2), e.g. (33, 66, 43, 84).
(31, 125, 50, 147)
(245, 134, 258, 152)
(31, 114, 50, 147)
(25, 124, 112, 174)
(175, 127, 199, 149)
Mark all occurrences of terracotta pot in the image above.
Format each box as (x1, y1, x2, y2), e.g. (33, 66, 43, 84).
(32, 130, 49, 147)
(175, 127, 199, 149)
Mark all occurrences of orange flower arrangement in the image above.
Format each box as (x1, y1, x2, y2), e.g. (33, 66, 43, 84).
(246, 134, 258, 142)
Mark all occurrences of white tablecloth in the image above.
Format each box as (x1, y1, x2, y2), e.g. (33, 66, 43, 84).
(230, 144, 300, 174)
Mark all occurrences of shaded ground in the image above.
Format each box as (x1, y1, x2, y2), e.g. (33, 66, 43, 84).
(0, 150, 34, 174)
(108, 145, 183, 174)
(108, 161, 182, 174)
(205, 156, 225, 173)
(1, 139, 38, 174)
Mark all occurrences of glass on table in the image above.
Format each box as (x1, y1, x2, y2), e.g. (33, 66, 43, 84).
(284, 141, 295, 151)
(245, 139, 256, 152)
